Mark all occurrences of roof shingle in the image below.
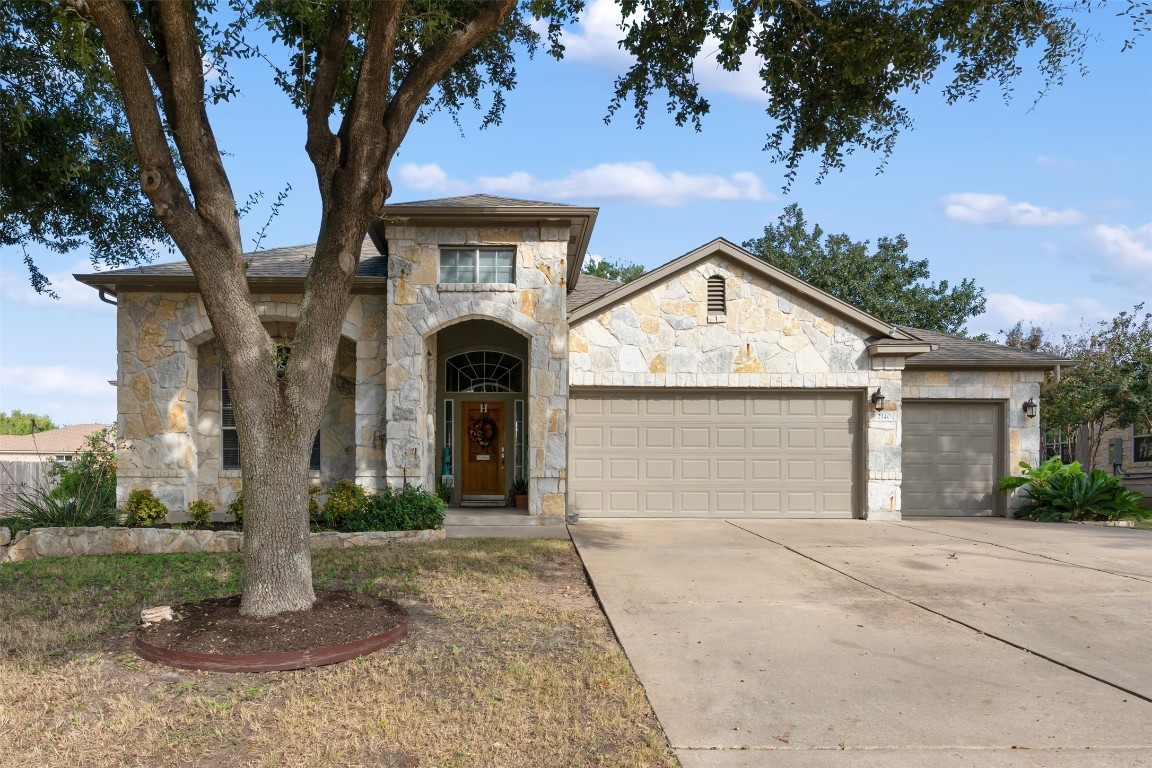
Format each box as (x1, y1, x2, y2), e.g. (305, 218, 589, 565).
(898, 326, 1072, 367)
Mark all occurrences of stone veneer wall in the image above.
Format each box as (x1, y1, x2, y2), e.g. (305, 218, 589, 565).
(384, 224, 571, 518)
(902, 369, 1044, 514)
(117, 291, 388, 520)
(569, 255, 903, 520)
(0, 525, 443, 564)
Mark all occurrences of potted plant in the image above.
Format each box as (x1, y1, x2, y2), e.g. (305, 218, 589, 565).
(510, 478, 528, 509)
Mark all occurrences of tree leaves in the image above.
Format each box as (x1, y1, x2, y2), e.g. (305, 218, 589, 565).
(743, 203, 986, 334)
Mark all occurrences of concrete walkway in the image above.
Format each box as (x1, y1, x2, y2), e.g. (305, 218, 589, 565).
(569, 518, 1152, 767)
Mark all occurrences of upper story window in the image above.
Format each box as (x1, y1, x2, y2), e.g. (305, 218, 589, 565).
(439, 247, 515, 284)
(707, 275, 726, 316)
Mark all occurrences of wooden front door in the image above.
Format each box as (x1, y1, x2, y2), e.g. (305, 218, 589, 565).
(461, 402, 505, 498)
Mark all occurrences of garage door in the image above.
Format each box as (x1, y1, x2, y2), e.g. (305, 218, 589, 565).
(568, 391, 857, 518)
(903, 402, 1000, 516)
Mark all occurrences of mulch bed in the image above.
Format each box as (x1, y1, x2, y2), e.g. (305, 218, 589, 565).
(137, 590, 407, 671)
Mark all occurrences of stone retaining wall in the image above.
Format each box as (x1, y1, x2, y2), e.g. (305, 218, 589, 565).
(0, 525, 443, 564)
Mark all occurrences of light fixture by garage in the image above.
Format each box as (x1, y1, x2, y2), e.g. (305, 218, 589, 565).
(1022, 397, 1038, 418)
(870, 388, 885, 411)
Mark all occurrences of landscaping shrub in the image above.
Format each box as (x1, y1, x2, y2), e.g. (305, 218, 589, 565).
(3, 473, 116, 530)
(1014, 469, 1152, 522)
(125, 489, 168, 527)
(227, 492, 244, 526)
(342, 484, 445, 532)
(186, 499, 214, 529)
(320, 478, 367, 530)
(999, 456, 1082, 492)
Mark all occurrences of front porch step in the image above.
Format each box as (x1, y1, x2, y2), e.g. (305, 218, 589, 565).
(443, 509, 569, 539)
(444, 509, 566, 526)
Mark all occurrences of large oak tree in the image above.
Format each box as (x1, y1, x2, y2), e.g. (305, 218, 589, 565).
(4, 0, 1139, 616)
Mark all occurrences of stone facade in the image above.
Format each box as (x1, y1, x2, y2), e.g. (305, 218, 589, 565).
(116, 291, 387, 520)
(383, 224, 570, 517)
(0, 525, 443, 564)
(902, 369, 1044, 514)
(569, 255, 904, 520)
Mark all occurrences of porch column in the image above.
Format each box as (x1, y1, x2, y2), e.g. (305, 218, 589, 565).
(353, 296, 389, 492)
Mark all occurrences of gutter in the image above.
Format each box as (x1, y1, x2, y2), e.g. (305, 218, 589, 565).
(98, 289, 117, 306)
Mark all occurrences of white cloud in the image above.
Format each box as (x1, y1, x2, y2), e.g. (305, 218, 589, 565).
(0, 365, 114, 399)
(396, 163, 470, 195)
(1087, 221, 1152, 273)
(968, 292, 1111, 339)
(1033, 154, 1079, 171)
(399, 161, 771, 206)
(942, 193, 1084, 227)
(552, 0, 768, 103)
(0, 260, 112, 313)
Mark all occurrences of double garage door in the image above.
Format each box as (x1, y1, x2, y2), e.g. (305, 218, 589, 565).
(568, 391, 858, 518)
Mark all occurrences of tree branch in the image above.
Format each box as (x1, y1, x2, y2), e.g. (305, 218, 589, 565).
(380, 0, 517, 168)
(305, 4, 353, 202)
(153, 1, 241, 248)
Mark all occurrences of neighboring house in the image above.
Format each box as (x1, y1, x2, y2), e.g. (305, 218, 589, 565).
(1089, 424, 1152, 500)
(0, 424, 107, 462)
(75, 194, 1069, 522)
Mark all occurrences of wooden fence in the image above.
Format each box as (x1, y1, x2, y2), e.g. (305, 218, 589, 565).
(0, 461, 52, 514)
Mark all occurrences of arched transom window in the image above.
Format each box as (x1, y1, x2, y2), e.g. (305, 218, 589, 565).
(445, 351, 524, 393)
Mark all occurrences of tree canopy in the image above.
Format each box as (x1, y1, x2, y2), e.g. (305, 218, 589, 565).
(743, 204, 986, 334)
(4, 0, 1144, 617)
(1043, 305, 1152, 465)
(0, 410, 59, 436)
(583, 256, 645, 284)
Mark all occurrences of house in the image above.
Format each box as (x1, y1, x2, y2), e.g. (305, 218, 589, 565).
(0, 424, 107, 463)
(74, 194, 1069, 523)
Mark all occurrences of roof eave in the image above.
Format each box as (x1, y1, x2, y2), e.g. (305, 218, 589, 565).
(73, 274, 389, 294)
(867, 342, 937, 357)
(904, 358, 1076, 369)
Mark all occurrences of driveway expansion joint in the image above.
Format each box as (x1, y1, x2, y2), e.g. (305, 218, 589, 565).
(725, 520, 1152, 705)
(891, 521, 1152, 585)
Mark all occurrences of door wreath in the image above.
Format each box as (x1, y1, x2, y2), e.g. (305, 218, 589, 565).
(468, 416, 498, 449)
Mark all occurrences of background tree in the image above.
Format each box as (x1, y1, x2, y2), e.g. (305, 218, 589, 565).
(744, 204, 986, 334)
(1000, 321, 1049, 352)
(1044, 305, 1152, 467)
(0, 411, 58, 436)
(583, 256, 644, 284)
(6, 0, 1133, 617)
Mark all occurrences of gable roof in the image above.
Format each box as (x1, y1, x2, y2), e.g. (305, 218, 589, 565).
(898, 326, 1075, 368)
(0, 424, 107, 456)
(74, 239, 386, 294)
(378, 194, 598, 288)
(567, 238, 917, 341)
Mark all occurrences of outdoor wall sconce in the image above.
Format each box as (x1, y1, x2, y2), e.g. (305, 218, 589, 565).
(1022, 397, 1038, 418)
(870, 388, 886, 411)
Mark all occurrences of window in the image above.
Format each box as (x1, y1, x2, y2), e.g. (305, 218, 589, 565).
(707, 275, 726, 316)
(445, 351, 524, 393)
(439, 247, 515, 284)
(1043, 426, 1074, 464)
(221, 374, 320, 471)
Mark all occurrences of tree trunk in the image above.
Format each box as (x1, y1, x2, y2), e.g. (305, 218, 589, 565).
(238, 420, 316, 616)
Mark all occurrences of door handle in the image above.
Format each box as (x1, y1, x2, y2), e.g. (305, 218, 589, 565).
(500, 445, 505, 470)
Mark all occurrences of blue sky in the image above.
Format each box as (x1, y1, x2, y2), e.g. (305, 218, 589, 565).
(2, 1, 1150, 426)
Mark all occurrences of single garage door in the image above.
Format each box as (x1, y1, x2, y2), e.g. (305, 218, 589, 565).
(568, 391, 857, 518)
(903, 401, 1000, 516)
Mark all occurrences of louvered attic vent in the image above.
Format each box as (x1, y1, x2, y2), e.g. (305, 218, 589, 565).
(707, 275, 726, 316)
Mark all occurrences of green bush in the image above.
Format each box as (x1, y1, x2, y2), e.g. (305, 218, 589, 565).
(1014, 469, 1151, 522)
(342, 484, 445, 533)
(3, 473, 117, 530)
(227, 492, 244, 526)
(320, 478, 368, 530)
(999, 456, 1082, 492)
(125, 489, 168, 527)
(186, 499, 214, 529)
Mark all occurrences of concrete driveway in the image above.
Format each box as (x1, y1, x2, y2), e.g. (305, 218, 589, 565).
(569, 518, 1152, 767)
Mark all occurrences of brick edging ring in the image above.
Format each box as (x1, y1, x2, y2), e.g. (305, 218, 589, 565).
(134, 600, 408, 673)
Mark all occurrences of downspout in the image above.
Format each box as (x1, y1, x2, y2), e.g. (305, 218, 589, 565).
(1041, 364, 1061, 393)
(98, 289, 118, 306)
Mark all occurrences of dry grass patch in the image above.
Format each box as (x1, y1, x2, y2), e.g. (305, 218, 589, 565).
(0, 539, 676, 767)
